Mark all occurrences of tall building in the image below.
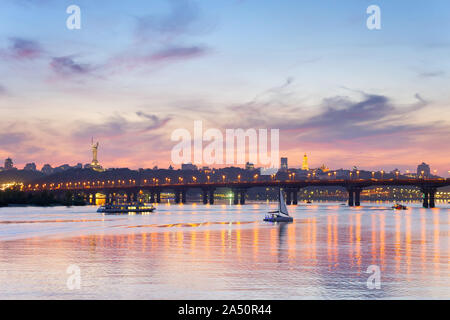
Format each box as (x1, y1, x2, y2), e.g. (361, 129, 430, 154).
(417, 162, 430, 177)
(4, 158, 13, 170)
(24, 163, 37, 171)
(280, 157, 288, 171)
(245, 162, 255, 170)
(302, 153, 309, 171)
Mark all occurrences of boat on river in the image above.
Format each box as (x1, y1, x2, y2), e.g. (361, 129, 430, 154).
(264, 189, 294, 223)
(97, 204, 156, 214)
(392, 204, 407, 210)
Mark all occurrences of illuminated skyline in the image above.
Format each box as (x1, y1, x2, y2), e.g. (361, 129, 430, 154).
(0, 0, 449, 173)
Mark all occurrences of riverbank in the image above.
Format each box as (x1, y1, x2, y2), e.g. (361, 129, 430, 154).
(0, 189, 86, 207)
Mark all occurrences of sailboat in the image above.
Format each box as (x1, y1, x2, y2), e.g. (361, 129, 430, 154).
(264, 188, 294, 222)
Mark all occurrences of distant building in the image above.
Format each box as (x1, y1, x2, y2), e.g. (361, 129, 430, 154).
(75, 163, 83, 169)
(24, 163, 37, 171)
(280, 157, 288, 171)
(302, 154, 309, 171)
(245, 162, 255, 171)
(4, 158, 14, 170)
(41, 164, 54, 175)
(417, 162, 430, 177)
(181, 163, 198, 171)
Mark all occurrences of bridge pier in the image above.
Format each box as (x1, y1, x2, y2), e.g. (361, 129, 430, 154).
(209, 189, 215, 205)
(174, 190, 181, 204)
(354, 188, 361, 206)
(156, 191, 161, 203)
(181, 190, 187, 204)
(91, 193, 96, 205)
(421, 187, 436, 208)
(240, 189, 246, 205)
(150, 192, 155, 203)
(202, 189, 208, 204)
(423, 191, 429, 208)
(233, 189, 239, 205)
(430, 190, 435, 208)
(291, 189, 298, 205)
(348, 189, 354, 207)
(286, 190, 292, 205)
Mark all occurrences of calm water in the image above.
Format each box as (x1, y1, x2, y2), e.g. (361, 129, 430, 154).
(0, 201, 448, 299)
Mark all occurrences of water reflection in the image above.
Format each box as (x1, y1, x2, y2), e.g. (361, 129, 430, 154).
(0, 203, 448, 299)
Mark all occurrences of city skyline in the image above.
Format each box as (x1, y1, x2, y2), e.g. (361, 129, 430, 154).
(0, 1, 449, 172)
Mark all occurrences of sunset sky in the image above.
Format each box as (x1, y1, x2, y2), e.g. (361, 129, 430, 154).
(0, 0, 449, 175)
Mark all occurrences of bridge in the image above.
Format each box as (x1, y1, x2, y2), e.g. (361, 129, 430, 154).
(23, 178, 450, 209)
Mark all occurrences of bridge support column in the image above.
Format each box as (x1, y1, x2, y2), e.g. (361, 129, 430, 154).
(286, 189, 292, 205)
(91, 193, 96, 205)
(209, 189, 215, 205)
(422, 190, 429, 208)
(175, 190, 181, 204)
(156, 191, 161, 203)
(240, 189, 246, 205)
(233, 189, 239, 205)
(133, 193, 138, 203)
(354, 188, 361, 206)
(202, 189, 208, 204)
(429, 189, 436, 208)
(150, 192, 155, 203)
(292, 189, 298, 205)
(181, 190, 187, 204)
(348, 189, 354, 207)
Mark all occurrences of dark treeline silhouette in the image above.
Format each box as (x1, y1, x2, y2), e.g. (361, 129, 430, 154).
(0, 187, 86, 207)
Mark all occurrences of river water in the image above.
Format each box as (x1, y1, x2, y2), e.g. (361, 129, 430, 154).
(0, 201, 448, 299)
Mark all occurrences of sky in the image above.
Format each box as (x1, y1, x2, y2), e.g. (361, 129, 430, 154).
(0, 0, 449, 175)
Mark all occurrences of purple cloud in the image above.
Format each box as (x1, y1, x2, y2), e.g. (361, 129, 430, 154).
(5, 37, 44, 60)
(136, 0, 201, 41)
(0, 84, 7, 95)
(150, 46, 208, 62)
(50, 56, 95, 76)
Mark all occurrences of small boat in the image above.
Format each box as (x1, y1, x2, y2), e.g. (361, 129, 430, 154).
(392, 204, 407, 210)
(306, 200, 312, 204)
(264, 189, 294, 223)
(97, 203, 156, 214)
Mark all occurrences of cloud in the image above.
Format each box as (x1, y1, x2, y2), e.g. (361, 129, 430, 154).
(49, 56, 96, 77)
(108, 0, 212, 72)
(73, 112, 172, 141)
(149, 45, 208, 62)
(418, 71, 445, 78)
(2, 37, 44, 60)
(135, 0, 202, 42)
(0, 132, 28, 146)
(0, 84, 7, 95)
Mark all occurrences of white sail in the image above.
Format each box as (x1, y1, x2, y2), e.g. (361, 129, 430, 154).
(279, 189, 289, 216)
